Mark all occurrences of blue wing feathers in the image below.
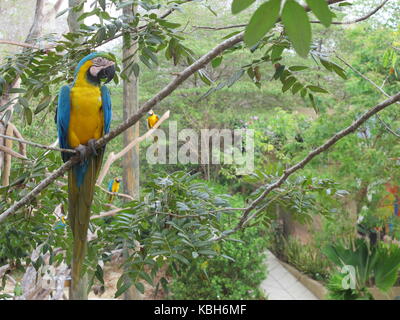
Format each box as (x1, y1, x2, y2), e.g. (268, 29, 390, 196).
(101, 86, 112, 134)
(57, 85, 71, 163)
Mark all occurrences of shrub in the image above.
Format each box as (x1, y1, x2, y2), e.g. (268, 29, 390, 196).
(170, 226, 269, 300)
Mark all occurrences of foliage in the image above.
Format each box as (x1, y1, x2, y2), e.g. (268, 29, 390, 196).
(98, 171, 243, 297)
(170, 226, 269, 300)
(281, 236, 332, 282)
(323, 238, 400, 295)
(326, 271, 373, 300)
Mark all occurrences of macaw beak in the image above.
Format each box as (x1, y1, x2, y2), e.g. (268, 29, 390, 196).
(98, 64, 116, 84)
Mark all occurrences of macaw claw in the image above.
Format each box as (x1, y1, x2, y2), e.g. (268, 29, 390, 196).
(75, 144, 89, 163)
(87, 139, 98, 156)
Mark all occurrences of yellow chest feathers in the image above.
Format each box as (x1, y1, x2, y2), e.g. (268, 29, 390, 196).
(68, 61, 104, 148)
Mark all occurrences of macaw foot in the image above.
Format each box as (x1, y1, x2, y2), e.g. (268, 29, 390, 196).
(87, 139, 98, 156)
(75, 144, 89, 164)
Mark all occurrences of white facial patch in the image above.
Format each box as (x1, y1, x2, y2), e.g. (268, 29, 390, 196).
(89, 57, 115, 77)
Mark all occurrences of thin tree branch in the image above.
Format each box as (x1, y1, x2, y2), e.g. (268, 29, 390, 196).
(97, 110, 170, 185)
(8, 123, 27, 157)
(0, 40, 42, 49)
(0, 134, 76, 154)
(311, 0, 389, 25)
(335, 53, 400, 138)
(96, 184, 135, 201)
(91, 207, 126, 220)
(211, 91, 400, 241)
(193, 0, 388, 31)
(0, 145, 28, 160)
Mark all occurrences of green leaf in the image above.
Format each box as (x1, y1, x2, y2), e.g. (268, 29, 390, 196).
(309, 93, 319, 113)
(271, 45, 285, 61)
(232, 0, 256, 14)
(95, 265, 104, 284)
(132, 63, 140, 77)
(306, 0, 333, 27)
(135, 282, 145, 294)
(172, 253, 190, 265)
(330, 63, 347, 80)
(114, 280, 131, 298)
(56, 8, 70, 18)
(19, 97, 29, 108)
(9, 88, 26, 94)
(289, 65, 309, 71)
(320, 58, 333, 71)
(307, 85, 329, 93)
(98, 0, 106, 11)
(116, 1, 134, 10)
(282, 77, 297, 92)
(281, 0, 311, 58)
(244, 0, 281, 47)
(291, 82, 303, 94)
(211, 56, 223, 68)
(24, 107, 32, 125)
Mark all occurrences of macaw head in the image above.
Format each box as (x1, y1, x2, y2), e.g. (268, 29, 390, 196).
(148, 110, 154, 116)
(115, 177, 121, 183)
(74, 51, 116, 84)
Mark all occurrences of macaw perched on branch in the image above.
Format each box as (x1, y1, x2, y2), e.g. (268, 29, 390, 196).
(147, 109, 159, 142)
(107, 177, 121, 202)
(56, 52, 115, 299)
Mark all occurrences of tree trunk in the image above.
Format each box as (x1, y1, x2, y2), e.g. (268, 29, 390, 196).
(67, 0, 82, 34)
(122, 2, 141, 301)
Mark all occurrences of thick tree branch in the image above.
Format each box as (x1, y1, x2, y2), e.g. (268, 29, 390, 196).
(211, 91, 400, 241)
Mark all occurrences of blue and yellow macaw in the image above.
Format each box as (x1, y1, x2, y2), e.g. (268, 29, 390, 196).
(56, 52, 115, 298)
(147, 109, 159, 142)
(107, 177, 121, 202)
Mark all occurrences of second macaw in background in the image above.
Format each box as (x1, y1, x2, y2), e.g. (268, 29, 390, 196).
(147, 109, 159, 142)
(56, 51, 115, 299)
(108, 177, 121, 202)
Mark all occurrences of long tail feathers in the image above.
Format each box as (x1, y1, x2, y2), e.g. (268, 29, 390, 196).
(68, 150, 104, 298)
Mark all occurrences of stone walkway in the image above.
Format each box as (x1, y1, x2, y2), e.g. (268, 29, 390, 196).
(261, 251, 318, 300)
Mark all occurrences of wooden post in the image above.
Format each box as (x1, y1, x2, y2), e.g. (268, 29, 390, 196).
(122, 1, 141, 301)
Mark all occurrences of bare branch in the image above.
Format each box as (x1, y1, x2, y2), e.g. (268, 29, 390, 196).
(96, 184, 135, 201)
(0, 145, 29, 160)
(194, 0, 388, 31)
(0, 40, 41, 49)
(91, 207, 126, 220)
(335, 53, 400, 139)
(0, 134, 76, 154)
(311, 0, 390, 25)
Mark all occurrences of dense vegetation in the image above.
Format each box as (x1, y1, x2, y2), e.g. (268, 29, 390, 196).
(0, 0, 400, 300)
